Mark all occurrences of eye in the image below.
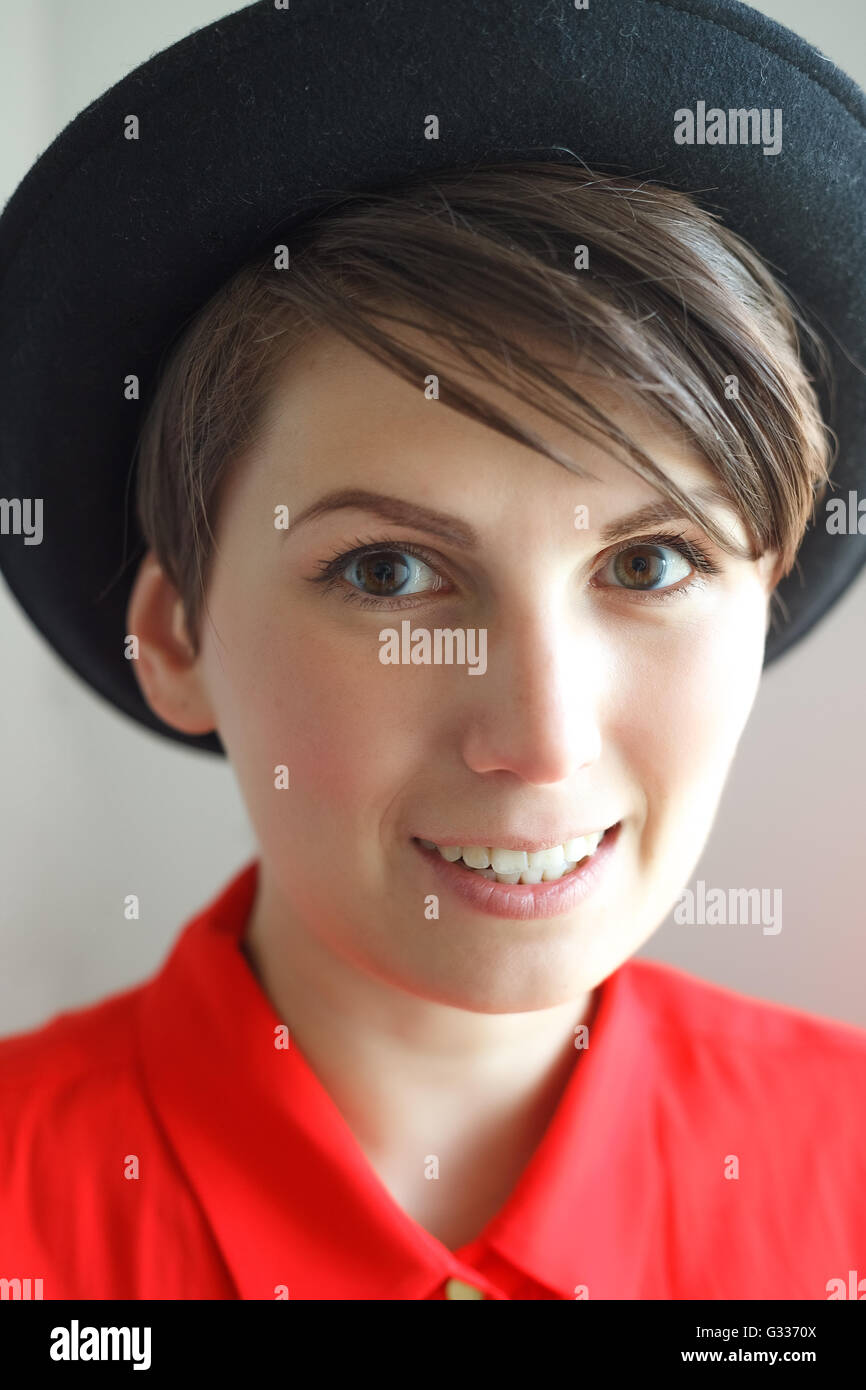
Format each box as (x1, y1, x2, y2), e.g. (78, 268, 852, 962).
(595, 540, 695, 592)
(341, 546, 445, 599)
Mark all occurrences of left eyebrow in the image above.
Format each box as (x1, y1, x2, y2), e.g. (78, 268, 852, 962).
(598, 487, 740, 545)
(287, 488, 480, 548)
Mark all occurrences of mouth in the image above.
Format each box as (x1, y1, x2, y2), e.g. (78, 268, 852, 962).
(411, 822, 622, 920)
(414, 826, 614, 883)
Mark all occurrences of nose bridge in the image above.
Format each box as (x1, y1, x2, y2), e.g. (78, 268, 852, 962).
(460, 596, 603, 783)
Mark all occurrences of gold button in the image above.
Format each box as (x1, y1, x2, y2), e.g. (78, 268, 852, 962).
(444, 1277, 485, 1300)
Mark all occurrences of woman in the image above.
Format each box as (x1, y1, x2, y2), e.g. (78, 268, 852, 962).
(0, 0, 864, 1301)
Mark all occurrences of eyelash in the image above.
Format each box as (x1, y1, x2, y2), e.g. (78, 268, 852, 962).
(308, 530, 723, 609)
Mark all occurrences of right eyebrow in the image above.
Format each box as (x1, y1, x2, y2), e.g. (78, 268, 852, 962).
(287, 488, 480, 547)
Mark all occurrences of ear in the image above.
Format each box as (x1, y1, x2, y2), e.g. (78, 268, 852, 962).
(125, 550, 217, 736)
(757, 548, 784, 593)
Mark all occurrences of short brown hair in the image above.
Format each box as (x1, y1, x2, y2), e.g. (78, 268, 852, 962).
(133, 160, 834, 649)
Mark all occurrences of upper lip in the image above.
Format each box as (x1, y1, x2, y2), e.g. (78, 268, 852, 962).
(413, 823, 617, 854)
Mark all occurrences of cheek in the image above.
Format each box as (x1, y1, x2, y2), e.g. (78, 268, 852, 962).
(613, 589, 767, 833)
(202, 600, 428, 835)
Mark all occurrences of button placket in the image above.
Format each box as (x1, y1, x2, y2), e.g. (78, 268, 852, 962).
(444, 1277, 486, 1299)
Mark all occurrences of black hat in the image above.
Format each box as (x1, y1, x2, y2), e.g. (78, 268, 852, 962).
(1, 0, 864, 757)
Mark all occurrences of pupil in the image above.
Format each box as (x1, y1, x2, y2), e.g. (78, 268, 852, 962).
(617, 546, 666, 587)
(357, 552, 410, 595)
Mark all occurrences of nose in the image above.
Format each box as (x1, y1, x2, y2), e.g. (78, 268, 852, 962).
(459, 599, 603, 784)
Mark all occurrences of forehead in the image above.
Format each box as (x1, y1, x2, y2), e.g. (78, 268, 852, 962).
(211, 315, 754, 564)
(256, 318, 715, 489)
(220, 325, 753, 566)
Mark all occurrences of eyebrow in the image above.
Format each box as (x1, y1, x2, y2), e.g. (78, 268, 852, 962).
(288, 488, 479, 546)
(287, 484, 737, 549)
(597, 487, 737, 544)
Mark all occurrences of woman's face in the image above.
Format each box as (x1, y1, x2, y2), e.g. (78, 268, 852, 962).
(172, 324, 778, 1011)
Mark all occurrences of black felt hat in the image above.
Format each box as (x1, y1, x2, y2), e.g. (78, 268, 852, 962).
(1, 0, 865, 756)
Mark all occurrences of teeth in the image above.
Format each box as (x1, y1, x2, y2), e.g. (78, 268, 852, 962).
(421, 830, 607, 884)
(518, 867, 545, 883)
(542, 860, 577, 882)
(438, 845, 463, 862)
(527, 846, 566, 870)
(462, 846, 491, 870)
(490, 848, 529, 874)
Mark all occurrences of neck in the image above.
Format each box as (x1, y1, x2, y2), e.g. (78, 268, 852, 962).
(240, 863, 598, 1210)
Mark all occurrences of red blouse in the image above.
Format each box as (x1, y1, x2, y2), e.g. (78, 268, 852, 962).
(1, 859, 864, 1300)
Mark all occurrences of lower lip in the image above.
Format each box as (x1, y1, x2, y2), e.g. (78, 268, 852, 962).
(412, 823, 622, 921)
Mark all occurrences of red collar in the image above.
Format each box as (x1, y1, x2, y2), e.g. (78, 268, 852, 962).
(135, 860, 659, 1299)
